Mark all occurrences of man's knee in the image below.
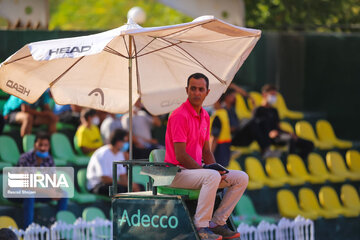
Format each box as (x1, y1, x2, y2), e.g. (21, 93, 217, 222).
(203, 169, 222, 185)
(232, 170, 249, 186)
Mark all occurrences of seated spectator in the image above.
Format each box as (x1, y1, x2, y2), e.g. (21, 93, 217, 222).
(210, 99, 232, 167)
(12, 132, 68, 228)
(122, 99, 163, 159)
(87, 129, 143, 195)
(2, 92, 58, 137)
(75, 108, 103, 156)
(253, 84, 314, 159)
(220, 88, 273, 157)
(0, 228, 18, 240)
(100, 113, 123, 144)
(53, 104, 81, 126)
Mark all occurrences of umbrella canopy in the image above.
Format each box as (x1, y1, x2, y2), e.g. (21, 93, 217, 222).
(0, 16, 261, 116)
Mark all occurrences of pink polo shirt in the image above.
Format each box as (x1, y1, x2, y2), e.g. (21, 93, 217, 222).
(165, 99, 210, 167)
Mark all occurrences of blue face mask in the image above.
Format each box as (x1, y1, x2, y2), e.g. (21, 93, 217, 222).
(121, 142, 129, 152)
(36, 151, 49, 158)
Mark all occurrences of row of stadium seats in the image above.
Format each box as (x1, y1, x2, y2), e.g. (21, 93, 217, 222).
(0, 133, 89, 167)
(235, 91, 304, 120)
(227, 150, 360, 190)
(0, 206, 109, 230)
(277, 184, 360, 220)
(230, 119, 353, 156)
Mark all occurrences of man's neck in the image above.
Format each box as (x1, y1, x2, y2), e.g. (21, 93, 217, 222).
(109, 145, 119, 154)
(190, 103, 201, 115)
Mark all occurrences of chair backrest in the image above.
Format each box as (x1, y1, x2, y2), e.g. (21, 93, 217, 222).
(298, 188, 321, 212)
(319, 186, 342, 210)
(22, 134, 35, 152)
(295, 121, 317, 142)
(0, 135, 20, 164)
(56, 210, 77, 224)
(346, 150, 360, 172)
(82, 207, 106, 221)
(273, 92, 288, 119)
(326, 151, 348, 174)
(233, 195, 257, 217)
(51, 133, 75, 160)
(235, 93, 251, 119)
(0, 216, 18, 229)
(277, 190, 301, 216)
(279, 121, 294, 134)
(248, 91, 262, 110)
(228, 159, 242, 171)
(245, 157, 268, 182)
(266, 157, 288, 179)
(149, 149, 165, 163)
(287, 154, 309, 177)
(341, 184, 360, 210)
(73, 135, 86, 156)
(316, 119, 337, 142)
(77, 168, 88, 193)
(307, 152, 330, 176)
(133, 165, 149, 186)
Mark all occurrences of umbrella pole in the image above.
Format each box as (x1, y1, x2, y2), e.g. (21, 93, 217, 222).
(128, 35, 133, 192)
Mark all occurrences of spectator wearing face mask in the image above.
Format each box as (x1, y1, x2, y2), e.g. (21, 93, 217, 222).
(75, 108, 103, 156)
(86, 129, 143, 196)
(252, 84, 314, 159)
(12, 131, 68, 228)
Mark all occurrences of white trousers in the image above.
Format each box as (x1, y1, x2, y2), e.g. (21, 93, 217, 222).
(170, 169, 248, 228)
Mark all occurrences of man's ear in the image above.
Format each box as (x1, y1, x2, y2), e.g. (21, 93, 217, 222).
(185, 86, 188, 94)
(206, 89, 210, 96)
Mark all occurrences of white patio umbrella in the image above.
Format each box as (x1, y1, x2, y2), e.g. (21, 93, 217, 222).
(0, 15, 261, 158)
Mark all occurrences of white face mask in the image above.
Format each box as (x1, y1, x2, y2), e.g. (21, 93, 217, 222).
(92, 116, 100, 125)
(267, 95, 277, 105)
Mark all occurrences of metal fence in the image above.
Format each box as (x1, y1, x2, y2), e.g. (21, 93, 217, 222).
(9, 216, 313, 240)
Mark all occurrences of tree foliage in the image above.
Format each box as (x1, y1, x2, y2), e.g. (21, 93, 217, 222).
(49, 0, 192, 30)
(244, 0, 360, 32)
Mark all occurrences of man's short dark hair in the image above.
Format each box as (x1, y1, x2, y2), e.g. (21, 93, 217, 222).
(0, 228, 18, 240)
(261, 84, 277, 93)
(81, 108, 97, 120)
(110, 129, 128, 146)
(187, 73, 209, 89)
(34, 131, 50, 143)
(219, 88, 236, 103)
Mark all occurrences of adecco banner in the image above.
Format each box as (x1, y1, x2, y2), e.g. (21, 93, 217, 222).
(113, 196, 198, 240)
(3, 167, 74, 198)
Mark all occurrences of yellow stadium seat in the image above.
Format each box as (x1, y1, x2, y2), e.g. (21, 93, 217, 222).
(273, 93, 304, 120)
(319, 186, 359, 217)
(265, 157, 306, 186)
(316, 120, 352, 149)
(287, 154, 326, 184)
(230, 141, 260, 155)
(247, 91, 262, 110)
(235, 93, 252, 119)
(346, 150, 360, 175)
(307, 152, 345, 183)
(279, 121, 294, 133)
(295, 121, 333, 150)
(340, 184, 360, 213)
(326, 151, 360, 181)
(298, 188, 339, 219)
(277, 189, 318, 220)
(245, 156, 284, 188)
(227, 159, 242, 170)
(227, 158, 263, 190)
(0, 216, 18, 229)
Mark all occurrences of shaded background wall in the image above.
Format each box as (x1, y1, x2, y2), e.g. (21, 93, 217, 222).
(1, 30, 359, 139)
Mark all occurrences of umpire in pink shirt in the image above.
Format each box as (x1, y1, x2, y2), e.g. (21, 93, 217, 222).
(165, 73, 248, 240)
